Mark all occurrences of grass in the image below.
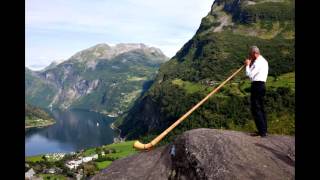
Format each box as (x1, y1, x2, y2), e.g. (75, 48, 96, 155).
(239, 72, 295, 93)
(172, 79, 210, 94)
(101, 141, 138, 159)
(38, 174, 67, 180)
(82, 141, 138, 169)
(25, 118, 55, 128)
(227, 111, 295, 135)
(267, 72, 295, 89)
(233, 21, 283, 39)
(96, 161, 113, 170)
(26, 155, 43, 162)
(26, 141, 138, 178)
(221, 82, 247, 96)
(25, 154, 62, 163)
(120, 90, 142, 105)
(170, 72, 294, 98)
(267, 112, 295, 135)
(26, 141, 137, 166)
(83, 148, 96, 156)
(83, 141, 138, 160)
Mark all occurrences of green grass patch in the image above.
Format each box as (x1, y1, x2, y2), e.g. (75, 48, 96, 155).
(120, 90, 141, 105)
(233, 21, 283, 39)
(96, 161, 113, 170)
(38, 174, 67, 180)
(267, 72, 295, 89)
(239, 72, 295, 93)
(239, 1, 294, 22)
(267, 112, 295, 135)
(83, 141, 138, 160)
(102, 141, 138, 159)
(172, 79, 210, 94)
(25, 118, 55, 128)
(83, 148, 97, 156)
(26, 155, 44, 162)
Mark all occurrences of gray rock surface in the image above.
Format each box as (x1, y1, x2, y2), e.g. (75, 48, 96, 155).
(92, 128, 295, 180)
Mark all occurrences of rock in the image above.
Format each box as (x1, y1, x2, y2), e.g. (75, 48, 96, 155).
(92, 145, 172, 180)
(92, 128, 294, 180)
(171, 128, 294, 180)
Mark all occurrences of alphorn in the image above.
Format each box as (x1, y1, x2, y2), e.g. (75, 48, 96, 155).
(133, 65, 245, 150)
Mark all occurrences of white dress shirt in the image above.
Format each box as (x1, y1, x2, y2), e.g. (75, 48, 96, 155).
(246, 55, 269, 82)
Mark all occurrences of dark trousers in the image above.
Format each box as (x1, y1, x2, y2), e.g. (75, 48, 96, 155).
(250, 81, 267, 135)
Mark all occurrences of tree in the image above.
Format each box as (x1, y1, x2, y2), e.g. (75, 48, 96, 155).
(83, 163, 97, 177)
(95, 147, 102, 154)
(42, 155, 47, 162)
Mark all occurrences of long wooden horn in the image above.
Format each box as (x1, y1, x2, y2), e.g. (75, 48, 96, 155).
(133, 65, 245, 150)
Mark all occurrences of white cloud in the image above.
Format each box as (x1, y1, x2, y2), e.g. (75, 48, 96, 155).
(26, 0, 214, 70)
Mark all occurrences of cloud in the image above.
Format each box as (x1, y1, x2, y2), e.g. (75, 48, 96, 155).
(26, 0, 214, 70)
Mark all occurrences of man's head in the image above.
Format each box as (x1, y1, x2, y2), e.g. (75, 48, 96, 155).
(249, 46, 260, 60)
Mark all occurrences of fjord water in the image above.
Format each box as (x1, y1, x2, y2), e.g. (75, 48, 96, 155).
(25, 109, 116, 156)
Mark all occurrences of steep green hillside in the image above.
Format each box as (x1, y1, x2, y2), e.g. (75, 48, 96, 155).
(118, 0, 295, 142)
(25, 68, 58, 108)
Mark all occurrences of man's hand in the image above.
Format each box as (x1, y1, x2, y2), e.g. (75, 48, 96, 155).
(244, 59, 251, 66)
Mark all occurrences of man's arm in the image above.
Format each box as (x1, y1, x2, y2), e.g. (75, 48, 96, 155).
(245, 60, 261, 80)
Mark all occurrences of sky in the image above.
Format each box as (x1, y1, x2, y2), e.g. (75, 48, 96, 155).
(26, 0, 214, 70)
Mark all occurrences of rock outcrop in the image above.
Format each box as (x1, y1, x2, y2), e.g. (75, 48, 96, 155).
(92, 128, 294, 180)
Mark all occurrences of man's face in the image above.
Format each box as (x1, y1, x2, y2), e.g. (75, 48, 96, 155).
(249, 51, 257, 60)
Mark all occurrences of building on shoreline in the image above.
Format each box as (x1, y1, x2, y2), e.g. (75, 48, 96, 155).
(66, 154, 98, 169)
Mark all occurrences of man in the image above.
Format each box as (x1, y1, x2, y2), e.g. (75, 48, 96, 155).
(244, 46, 269, 137)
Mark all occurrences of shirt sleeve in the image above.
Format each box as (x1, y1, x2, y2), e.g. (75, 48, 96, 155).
(246, 61, 261, 80)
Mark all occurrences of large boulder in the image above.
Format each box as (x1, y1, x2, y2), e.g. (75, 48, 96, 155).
(92, 128, 295, 180)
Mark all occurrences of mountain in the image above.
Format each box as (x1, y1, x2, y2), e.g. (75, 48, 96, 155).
(92, 128, 294, 180)
(25, 67, 58, 108)
(117, 0, 295, 140)
(25, 43, 169, 115)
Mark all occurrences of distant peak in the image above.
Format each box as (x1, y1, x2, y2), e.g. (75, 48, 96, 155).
(69, 42, 166, 62)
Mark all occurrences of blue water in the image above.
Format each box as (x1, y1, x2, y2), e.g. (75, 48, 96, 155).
(25, 109, 116, 156)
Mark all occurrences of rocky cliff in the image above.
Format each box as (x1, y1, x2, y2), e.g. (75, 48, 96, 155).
(92, 128, 294, 180)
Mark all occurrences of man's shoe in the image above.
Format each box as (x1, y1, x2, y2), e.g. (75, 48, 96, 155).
(249, 132, 261, 136)
(260, 133, 268, 138)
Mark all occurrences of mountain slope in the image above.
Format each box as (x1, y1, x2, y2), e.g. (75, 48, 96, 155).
(25, 103, 55, 128)
(25, 43, 168, 115)
(118, 0, 295, 140)
(92, 128, 294, 180)
(25, 67, 58, 108)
